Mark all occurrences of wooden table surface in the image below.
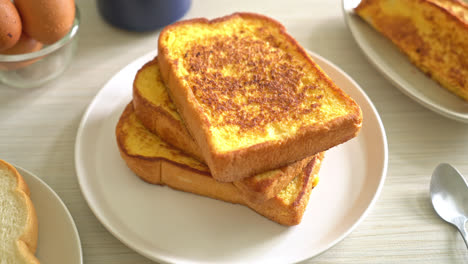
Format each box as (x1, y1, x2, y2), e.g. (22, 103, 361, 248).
(1, 0, 468, 263)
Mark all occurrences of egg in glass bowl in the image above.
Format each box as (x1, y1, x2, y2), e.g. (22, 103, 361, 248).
(0, 2, 80, 89)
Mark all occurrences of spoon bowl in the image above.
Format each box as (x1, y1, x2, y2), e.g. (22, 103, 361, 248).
(430, 163, 468, 248)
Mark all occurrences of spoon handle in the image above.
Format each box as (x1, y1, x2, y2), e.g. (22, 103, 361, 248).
(454, 217, 468, 249)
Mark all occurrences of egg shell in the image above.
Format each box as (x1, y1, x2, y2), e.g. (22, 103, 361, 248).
(15, 0, 75, 45)
(0, 0, 22, 51)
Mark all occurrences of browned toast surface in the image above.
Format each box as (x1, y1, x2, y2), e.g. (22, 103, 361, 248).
(116, 103, 323, 226)
(158, 12, 361, 182)
(133, 58, 316, 203)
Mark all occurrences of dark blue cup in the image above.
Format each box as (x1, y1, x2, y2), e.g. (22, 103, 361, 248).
(97, 0, 191, 32)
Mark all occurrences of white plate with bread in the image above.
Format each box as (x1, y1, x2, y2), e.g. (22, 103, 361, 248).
(342, 0, 468, 123)
(75, 50, 387, 264)
(0, 160, 82, 264)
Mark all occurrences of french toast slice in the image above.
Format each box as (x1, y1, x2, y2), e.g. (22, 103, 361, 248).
(355, 0, 468, 101)
(133, 58, 315, 203)
(158, 12, 362, 182)
(116, 103, 323, 226)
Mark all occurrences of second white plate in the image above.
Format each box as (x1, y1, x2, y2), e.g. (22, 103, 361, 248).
(75, 50, 387, 263)
(16, 166, 82, 264)
(343, 0, 468, 123)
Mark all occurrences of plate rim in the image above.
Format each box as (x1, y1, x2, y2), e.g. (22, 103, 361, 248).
(342, 0, 468, 123)
(12, 164, 83, 264)
(74, 50, 388, 263)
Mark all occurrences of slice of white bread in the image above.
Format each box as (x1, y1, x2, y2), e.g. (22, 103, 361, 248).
(116, 103, 324, 226)
(0, 160, 39, 264)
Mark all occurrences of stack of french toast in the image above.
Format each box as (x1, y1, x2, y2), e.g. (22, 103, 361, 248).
(115, 13, 363, 226)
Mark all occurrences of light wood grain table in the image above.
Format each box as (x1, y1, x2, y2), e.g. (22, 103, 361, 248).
(1, 0, 468, 263)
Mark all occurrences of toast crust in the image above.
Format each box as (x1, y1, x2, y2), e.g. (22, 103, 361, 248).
(355, 0, 468, 101)
(116, 103, 210, 185)
(0, 159, 39, 264)
(133, 58, 315, 203)
(245, 153, 323, 225)
(162, 161, 244, 204)
(158, 12, 361, 182)
(116, 103, 324, 226)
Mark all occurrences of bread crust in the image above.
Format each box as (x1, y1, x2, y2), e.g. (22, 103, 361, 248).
(116, 104, 210, 184)
(116, 103, 324, 226)
(245, 153, 323, 226)
(162, 161, 244, 204)
(0, 159, 40, 264)
(158, 12, 362, 182)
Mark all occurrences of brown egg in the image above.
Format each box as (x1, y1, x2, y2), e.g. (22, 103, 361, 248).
(1, 33, 42, 55)
(0, 33, 43, 71)
(0, 0, 22, 51)
(14, 0, 75, 45)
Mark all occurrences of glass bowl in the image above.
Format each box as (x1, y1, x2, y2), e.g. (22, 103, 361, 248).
(0, 6, 80, 89)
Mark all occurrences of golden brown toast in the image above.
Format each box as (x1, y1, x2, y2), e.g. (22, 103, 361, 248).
(116, 103, 323, 226)
(355, 0, 468, 101)
(133, 58, 315, 203)
(158, 12, 362, 182)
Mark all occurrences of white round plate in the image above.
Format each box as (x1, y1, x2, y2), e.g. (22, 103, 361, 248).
(342, 0, 468, 123)
(75, 51, 387, 264)
(14, 165, 83, 264)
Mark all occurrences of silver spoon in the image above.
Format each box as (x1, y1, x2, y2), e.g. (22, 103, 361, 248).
(430, 163, 468, 248)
